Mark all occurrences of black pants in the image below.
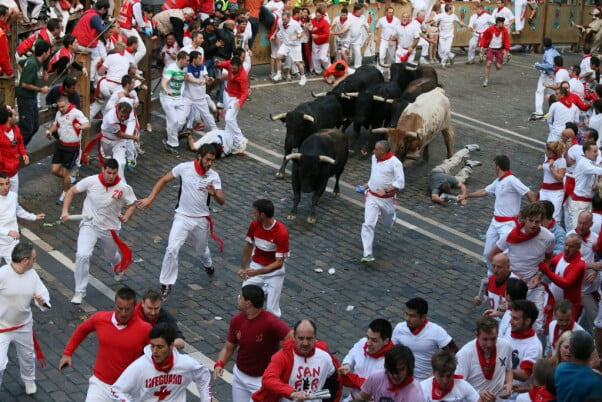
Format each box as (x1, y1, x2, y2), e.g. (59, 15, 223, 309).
(170, 17, 185, 48)
(17, 96, 39, 146)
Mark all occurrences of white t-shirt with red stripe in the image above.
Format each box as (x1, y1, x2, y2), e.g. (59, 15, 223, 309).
(54, 106, 89, 146)
(246, 219, 289, 277)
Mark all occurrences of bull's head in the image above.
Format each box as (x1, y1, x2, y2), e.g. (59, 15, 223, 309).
(403, 129, 425, 160)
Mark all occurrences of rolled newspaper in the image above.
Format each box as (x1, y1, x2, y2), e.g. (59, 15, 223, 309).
(64, 215, 92, 221)
(309, 390, 331, 400)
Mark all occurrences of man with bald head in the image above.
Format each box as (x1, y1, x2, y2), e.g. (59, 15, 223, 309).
(475, 253, 513, 319)
(390, 12, 420, 64)
(252, 319, 339, 401)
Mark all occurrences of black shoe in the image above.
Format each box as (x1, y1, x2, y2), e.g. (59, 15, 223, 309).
(160, 284, 171, 300)
(204, 266, 215, 278)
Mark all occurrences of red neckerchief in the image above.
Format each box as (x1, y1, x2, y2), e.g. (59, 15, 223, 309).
(552, 320, 574, 347)
(493, 25, 505, 35)
(62, 103, 76, 116)
(554, 66, 566, 74)
(593, 209, 602, 215)
(510, 328, 535, 339)
(506, 222, 540, 244)
(340, 16, 347, 23)
(564, 250, 582, 263)
(166, 43, 176, 49)
(572, 138, 579, 145)
(545, 155, 559, 163)
(575, 228, 590, 243)
(386, 16, 393, 23)
(59, 85, 65, 97)
(559, 96, 573, 108)
(432, 375, 463, 400)
(411, 319, 428, 335)
(98, 173, 121, 190)
(283, 23, 288, 29)
(363, 340, 394, 358)
(497, 5, 504, 12)
(476, 340, 496, 380)
(545, 218, 556, 230)
(377, 152, 394, 162)
(498, 171, 513, 181)
(117, 50, 125, 56)
(134, 302, 158, 325)
(236, 26, 245, 33)
(152, 351, 174, 373)
(415, 17, 423, 23)
(194, 159, 206, 176)
(352, 11, 360, 17)
(477, 11, 485, 16)
(584, 54, 592, 58)
(400, 20, 411, 26)
(294, 345, 316, 358)
(126, 46, 135, 54)
(387, 374, 414, 396)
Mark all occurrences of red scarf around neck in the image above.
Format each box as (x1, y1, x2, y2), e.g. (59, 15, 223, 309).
(352, 11, 360, 17)
(497, 5, 504, 12)
(476, 340, 496, 380)
(377, 152, 394, 163)
(363, 340, 394, 358)
(340, 16, 347, 23)
(559, 96, 573, 108)
(510, 328, 535, 339)
(506, 222, 540, 244)
(498, 171, 513, 181)
(387, 374, 414, 396)
(194, 159, 207, 176)
(575, 228, 590, 243)
(431, 375, 463, 400)
(545, 218, 556, 230)
(386, 16, 393, 23)
(411, 319, 428, 335)
(400, 20, 411, 26)
(98, 173, 121, 190)
(564, 250, 583, 264)
(552, 321, 574, 347)
(152, 351, 174, 373)
(135, 302, 158, 325)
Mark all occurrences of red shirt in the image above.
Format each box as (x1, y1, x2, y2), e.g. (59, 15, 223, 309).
(542, 253, 586, 311)
(63, 311, 151, 384)
(0, 29, 13, 76)
(0, 124, 26, 177)
(246, 219, 290, 266)
(227, 310, 291, 376)
(324, 60, 347, 78)
(480, 25, 511, 51)
(217, 60, 249, 106)
(566, 92, 591, 111)
(310, 17, 330, 45)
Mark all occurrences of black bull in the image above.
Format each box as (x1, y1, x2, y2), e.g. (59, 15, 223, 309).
(285, 129, 348, 224)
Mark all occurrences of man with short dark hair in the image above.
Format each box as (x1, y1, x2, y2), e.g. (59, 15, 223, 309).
(570, 142, 602, 228)
(252, 319, 339, 401)
(135, 289, 186, 349)
(545, 299, 584, 357)
(338, 318, 394, 401)
(160, 51, 190, 154)
(540, 199, 565, 255)
(61, 160, 137, 304)
(110, 322, 211, 401)
(72, 0, 110, 81)
(392, 297, 457, 381)
(532, 37, 559, 120)
(481, 16, 510, 87)
(555, 330, 602, 401)
(238, 199, 289, 317)
(216, 56, 249, 154)
(456, 317, 513, 401)
(214, 285, 292, 401)
(429, 146, 479, 205)
(16, 40, 52, 145)
(59, 287, 151, 401)
(46, 76, 81, 110)
(0, 243, 50, 395)
(138, 145, 225, 300)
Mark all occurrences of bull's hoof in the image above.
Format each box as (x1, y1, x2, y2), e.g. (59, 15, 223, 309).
(275, 172, 285, 179)
(287, 214, 297, 220)
(307, 216, 317, 224)
(332, 191, 339, 197)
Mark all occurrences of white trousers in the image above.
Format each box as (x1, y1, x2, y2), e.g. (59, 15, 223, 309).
(160, 214, 210, 286)
(515, 0, 527, 32)
(0, 321, 35, 384)
(527, 283, 546, 333)
(74, 222, 120, 293)
(244, 261, 285, 317)
(539, 189, 564, 223)
(311, 42, 330, 74)
(18, 0, 43, 20)
(483, 218, 516, 275)
(535, 73, 554, 115)
(185, 97, 218, 131)
(90, 80, 122, 117)
(418, 37, 429, 60)
(378, 40, 395, 65)
(361, 194, 396, 257)
(0, 235, 18, 264)
(101, 138, 127, 181)
(350, 42, 363, 68)
(86, 375, 112, 402)
(120, 28, 146, 64)
(438, 35, 454, 63)
(467, 33, 481, 61)
(160, 92, 187, 147)
(568, 198, 592, 231)
(224, 92, 246, 150)
(232, 365, 262, 402)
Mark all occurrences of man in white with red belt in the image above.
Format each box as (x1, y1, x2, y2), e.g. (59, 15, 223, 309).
(459, 155, 536, 275)
(238, 198, 289, 317)
(0, 242, 50, 396)
(98, 102, 139, 182)
(467, 3, 490, 64)
(137, 144, 224, 300)
(391, 12, 420, 64)
(375, 7, 400, 67)
(360, 140, 404, 264)
(90, 42, 133, 119)
(569, 142, 602, 229)
(61, 159, 138, 305)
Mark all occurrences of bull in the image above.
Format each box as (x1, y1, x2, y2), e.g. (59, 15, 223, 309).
(285, 129, 348, 224)
(371, 87, 454, 164)
(389, 77, 440, 128)
(270, 94, 343, 178)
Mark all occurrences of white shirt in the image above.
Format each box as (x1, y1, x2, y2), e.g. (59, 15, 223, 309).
(394, 22, 421, 49)
(542, 157, 566, 185)
(469, 12, 491, 34)
(566, 143, 583, 176)
(367, 155, 405, 194)
(193, 130, 233, 157)
(433, 12, 460, 39)
(265, 0, 284, 18)
(171, 161, 221, 218)
(348, 12, 368, 44)
(392, 321, 453, 380)
(101, 106, 137, 138)
(593, 211, 602, 236)
(331, 15, 352, 43)
(491, 6, 514, 27)
(278, 18, 303, 46)
(570, 77, 585, 97)
(548, 102, 579, 143)
(496, 226, 555, 280)
(554, 68, 571, 85)
(590, 115, 602, 149)
(574, 156, 602, 199)
(421, 377, 479, 402)
(0, 264, 49, 328)
(184, 65, 209, 100)
(54, 106, 89, 145)
(282, 349, 335, 402)
(580, 55, 593, 81)
(545, 320, 584, 357)
(456, 338, 513, 398)
(77, 174, 137, 231)
(104, 88, 138, 114)
(485, 174, 530, 218)
(376, 16, 400, 42)
(102, 53, 132, 83)
(342, 337, 386, 400)
(0, 192, 36, 236)
(503, 331, 542, 395)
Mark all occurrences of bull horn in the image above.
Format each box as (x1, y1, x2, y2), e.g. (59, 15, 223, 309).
(285, 153, 302, 160)
(406, 131, 418, 139)
(404, 63, 418, 71)
(342, 92, 359, 98)
(270, 112, 287, 121)
(386, 99, 395, 104)
(373, 95, 386, 102)
(303, 114, 315, 122)
(311, 91, 326, 97)
(379, 61, 391, 69)
(319, 155, 336, 164)
(341, 93, 351, 99)
(371, 128, 389, 135)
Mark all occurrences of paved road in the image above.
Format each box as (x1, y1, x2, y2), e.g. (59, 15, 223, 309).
(3, 48, 576, 400)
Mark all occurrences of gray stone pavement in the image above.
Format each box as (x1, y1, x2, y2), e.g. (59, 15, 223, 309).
(1, 48, 577, 400)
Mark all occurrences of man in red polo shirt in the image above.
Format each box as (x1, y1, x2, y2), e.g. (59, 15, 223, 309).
(216, 56, 249, 154)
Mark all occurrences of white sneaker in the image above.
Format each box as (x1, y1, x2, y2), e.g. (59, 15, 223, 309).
(273, 72, 282, 82)
(71, 291, 86, 304)
(299, 75, 307, 86)
(25, 381, 36, 395)
(233, 138, 248, 154)
(464, 144, 480, 152)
